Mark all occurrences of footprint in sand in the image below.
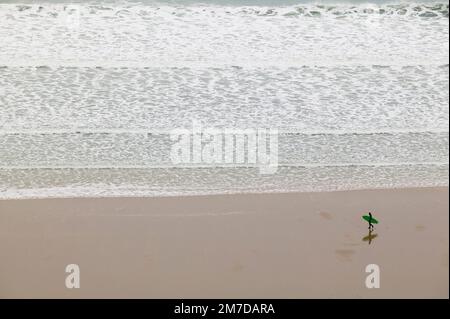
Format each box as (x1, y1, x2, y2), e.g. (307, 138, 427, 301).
(335, 249, 355, 262)
(416, 225, 426, 231)
(231, 262, 244, 272)
(319, 212, 333, 220)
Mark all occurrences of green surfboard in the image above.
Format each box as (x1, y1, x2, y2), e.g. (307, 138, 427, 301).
(362, 215, 379, 224)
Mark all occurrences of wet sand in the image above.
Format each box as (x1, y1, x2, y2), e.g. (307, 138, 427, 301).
(0, 187, 448, 298)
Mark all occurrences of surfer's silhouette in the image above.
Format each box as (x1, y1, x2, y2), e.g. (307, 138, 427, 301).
(368, 212, 374, 230)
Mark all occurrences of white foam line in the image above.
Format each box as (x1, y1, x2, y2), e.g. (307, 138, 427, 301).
(0, 129, 448, 135)
(1, 184, 448, 201)
(0, 162, 448, 170)
(0, 61, 448, 69)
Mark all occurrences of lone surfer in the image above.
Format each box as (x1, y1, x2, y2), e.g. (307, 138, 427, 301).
(368, 212, 374, 230)
(362, 212, 378, 230)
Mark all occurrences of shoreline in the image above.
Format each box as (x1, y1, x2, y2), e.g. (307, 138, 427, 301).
(1, 185, 448, 201)
(0, 186, 448, 298)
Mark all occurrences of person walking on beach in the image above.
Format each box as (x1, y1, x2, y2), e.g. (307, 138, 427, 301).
(368, 212, 374, 231)
(362, 212, 378, 230)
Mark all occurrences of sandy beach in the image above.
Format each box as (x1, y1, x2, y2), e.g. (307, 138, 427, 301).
(0, 0, 448, 303)
(0, 187, 447, 299)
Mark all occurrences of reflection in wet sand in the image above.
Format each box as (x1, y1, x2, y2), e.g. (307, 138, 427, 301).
(362, 230, 378, 245)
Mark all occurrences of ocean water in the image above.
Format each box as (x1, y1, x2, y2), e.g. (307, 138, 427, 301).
(0, 1, 448, 198)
